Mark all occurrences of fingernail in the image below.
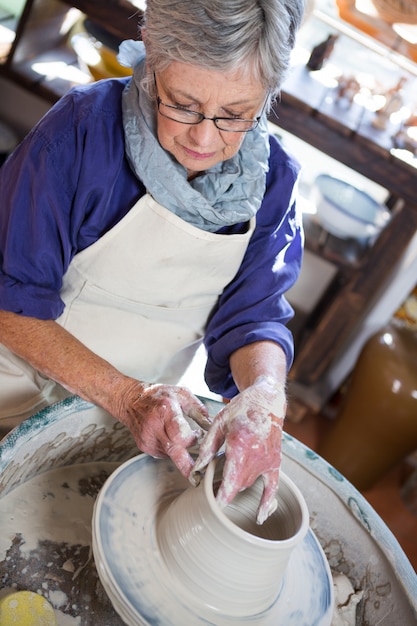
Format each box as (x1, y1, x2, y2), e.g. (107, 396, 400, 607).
(188, 471, 201, 487)
(191, 457, 205, 474)
(256, 498, 277, 525)
(215, 491, 228, 510)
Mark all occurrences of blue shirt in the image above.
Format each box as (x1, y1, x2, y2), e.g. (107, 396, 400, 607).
(0, 78, 303, 398)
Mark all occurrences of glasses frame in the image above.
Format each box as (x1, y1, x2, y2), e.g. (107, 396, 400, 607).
(153, 73, 268, 133)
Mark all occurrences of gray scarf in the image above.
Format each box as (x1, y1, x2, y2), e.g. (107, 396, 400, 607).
(118, 40, 270, 232)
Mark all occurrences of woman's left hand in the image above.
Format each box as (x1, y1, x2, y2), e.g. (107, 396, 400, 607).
(190, 376, 286, 524)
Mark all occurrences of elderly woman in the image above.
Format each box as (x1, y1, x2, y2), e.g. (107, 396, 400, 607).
(0, 0, 304, 523)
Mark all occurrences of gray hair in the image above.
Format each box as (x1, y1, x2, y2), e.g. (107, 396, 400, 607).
(141, 0, 305, 103)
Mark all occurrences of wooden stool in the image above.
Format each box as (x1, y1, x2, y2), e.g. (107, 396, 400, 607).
(318, 322, 417, 491)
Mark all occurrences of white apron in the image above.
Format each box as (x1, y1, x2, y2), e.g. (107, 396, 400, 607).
(0, 194, 254, 424)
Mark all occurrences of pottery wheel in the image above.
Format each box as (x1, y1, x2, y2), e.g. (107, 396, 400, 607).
(92, 454, 334, 626)
(0, 462, 125, 625)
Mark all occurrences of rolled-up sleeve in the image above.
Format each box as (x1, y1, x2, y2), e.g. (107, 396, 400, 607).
(204, 134, 303, 398)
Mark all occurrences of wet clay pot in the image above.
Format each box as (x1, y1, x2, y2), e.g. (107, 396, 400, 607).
(318, 323, 417, 491)
(157, 459, 310, 617)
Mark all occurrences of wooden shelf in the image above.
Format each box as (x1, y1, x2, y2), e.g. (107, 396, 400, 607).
(271, 57, 417, 386)
(0, 0, 141, 103)
(302, 214, 369, 271)
(62, 0, 141, 42)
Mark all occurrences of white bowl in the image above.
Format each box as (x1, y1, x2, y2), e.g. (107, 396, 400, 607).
(312, 174, 390, 240)
(92, 454, 333, 625)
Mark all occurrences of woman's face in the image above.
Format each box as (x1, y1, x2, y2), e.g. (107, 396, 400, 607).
(154, 62, 266, 179)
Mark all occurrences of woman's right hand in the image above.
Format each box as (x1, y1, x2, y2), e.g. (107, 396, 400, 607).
(0, 312, 210, 473)
(0, 312, 211, 476)
(114, 381, 212, 478)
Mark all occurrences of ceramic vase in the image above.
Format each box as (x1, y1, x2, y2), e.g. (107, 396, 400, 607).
(318, 322, 417, 491)
(157, 457, 309, 618)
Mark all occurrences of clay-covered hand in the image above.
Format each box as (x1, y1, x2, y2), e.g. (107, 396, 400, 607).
(117, 382, 212, 479)
(190, 376, 286, 524)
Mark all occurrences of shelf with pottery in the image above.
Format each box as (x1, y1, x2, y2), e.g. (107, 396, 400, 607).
(271, 6, 417, 397)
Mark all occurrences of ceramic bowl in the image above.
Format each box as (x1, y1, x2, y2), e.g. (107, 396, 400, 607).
(312, 174, 390, 240)
(92, 453, 334, 625)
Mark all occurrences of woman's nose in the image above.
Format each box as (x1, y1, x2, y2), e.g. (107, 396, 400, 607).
(188, 118, 219, 146)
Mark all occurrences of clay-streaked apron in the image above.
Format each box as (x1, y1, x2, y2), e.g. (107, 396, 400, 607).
(0, 194, 254, 424)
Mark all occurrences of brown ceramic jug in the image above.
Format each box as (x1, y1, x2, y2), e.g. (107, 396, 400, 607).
(318, 322, 417, 491)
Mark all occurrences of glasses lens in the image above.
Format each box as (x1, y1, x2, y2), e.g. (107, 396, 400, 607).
(158, 101, 258, 132)
(215, 119, 258, 132)
(159, 102, 203, 124)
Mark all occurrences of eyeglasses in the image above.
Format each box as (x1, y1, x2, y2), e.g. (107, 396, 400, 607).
(154, 74, 267, 133)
